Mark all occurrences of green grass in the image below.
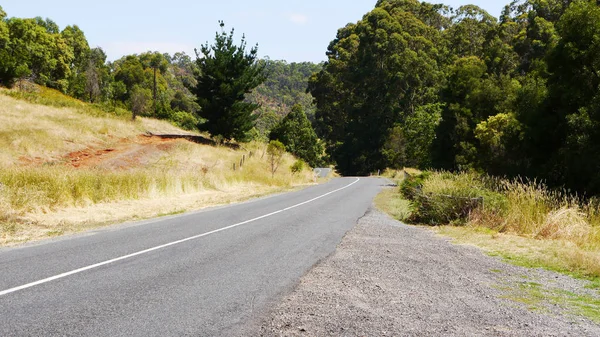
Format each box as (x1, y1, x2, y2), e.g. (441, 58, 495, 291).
(374, 187, 412, 221)
(497, 279, 600, 323)
(3, 86, 131, 118)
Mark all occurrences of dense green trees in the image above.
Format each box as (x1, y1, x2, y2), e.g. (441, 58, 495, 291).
(193, 22, 266, 142)
(0, 7, 201, 129)
(0, 15, 73, 90)
(0, 8, 325, 154)
(269, 104, 323, 167)
(311, 0, 445, 175)
(312, 0, 600, 195)
(246, 60, 321, 140)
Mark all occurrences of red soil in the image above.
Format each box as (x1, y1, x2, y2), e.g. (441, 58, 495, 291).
(19, 135, 180, 170)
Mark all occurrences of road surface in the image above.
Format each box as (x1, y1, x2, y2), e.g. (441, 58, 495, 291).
(0, 177, 384, 336)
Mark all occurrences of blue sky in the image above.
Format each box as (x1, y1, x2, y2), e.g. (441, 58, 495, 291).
(2, 1, 508, 63)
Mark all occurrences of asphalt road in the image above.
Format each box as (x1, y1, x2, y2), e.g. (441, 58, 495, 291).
(0, 177, 385, 336)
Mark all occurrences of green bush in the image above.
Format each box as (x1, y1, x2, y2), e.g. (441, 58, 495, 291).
(400, 171, 430, 200)
(290, 160, 305, 175)
(403, 171, 507, 225)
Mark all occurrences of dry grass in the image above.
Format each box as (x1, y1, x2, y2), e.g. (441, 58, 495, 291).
(381, 168, 422, 183)
(0, 91, 192, 165)
(0, 88, 315, 246)
(380, 170, 600, 280)
(434, 226, 600, 281)
(374, 187, 412, 221)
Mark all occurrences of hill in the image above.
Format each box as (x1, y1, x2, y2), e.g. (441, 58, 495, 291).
(0, 87, 314, 246)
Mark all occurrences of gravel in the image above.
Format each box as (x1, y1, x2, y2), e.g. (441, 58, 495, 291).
(244, 207, 600, 336)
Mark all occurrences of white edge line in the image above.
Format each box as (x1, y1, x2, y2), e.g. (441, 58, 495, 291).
(0, 178, 361, 297)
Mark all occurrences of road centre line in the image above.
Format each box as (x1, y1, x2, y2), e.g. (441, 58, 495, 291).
(0, 178, 361, 297)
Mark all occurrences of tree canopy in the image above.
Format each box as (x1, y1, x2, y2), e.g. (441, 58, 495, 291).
(269, 104, 323, 167)
(193, 22, 266, 142)
(311, 0, 600, 195)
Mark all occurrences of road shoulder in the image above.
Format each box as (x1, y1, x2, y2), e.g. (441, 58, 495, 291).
(248, 208, 600, 336)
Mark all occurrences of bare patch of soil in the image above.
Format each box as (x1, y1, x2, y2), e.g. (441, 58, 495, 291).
(19, 135, 183, 170)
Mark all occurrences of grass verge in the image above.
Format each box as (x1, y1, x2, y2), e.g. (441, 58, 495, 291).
(375, 169, 600, 321)
(0, 87, 317, 246)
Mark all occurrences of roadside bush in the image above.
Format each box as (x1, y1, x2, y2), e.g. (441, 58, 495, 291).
(400, 171, 430, 200)
(403, 171, 507, 226)
(290, 160, 305, 175)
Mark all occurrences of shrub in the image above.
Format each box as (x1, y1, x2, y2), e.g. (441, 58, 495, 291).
(403, 171, 507, 226)
(290, 160, 305, 175)
(267, 140, 285, 177)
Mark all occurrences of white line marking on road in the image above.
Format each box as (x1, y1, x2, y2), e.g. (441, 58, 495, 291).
(0, 178, 361, 297)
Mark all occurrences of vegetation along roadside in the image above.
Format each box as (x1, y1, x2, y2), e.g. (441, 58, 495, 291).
(376, 169, 600, 319)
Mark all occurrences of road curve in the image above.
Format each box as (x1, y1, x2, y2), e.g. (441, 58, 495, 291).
(0, 177, 386, 336)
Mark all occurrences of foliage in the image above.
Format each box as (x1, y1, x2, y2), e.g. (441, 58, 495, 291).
(247, 60, 322, 137)
(290, 160, 305, 175)
(193, 22, 266, 142)
(389, 169, 600, 280)
(130, 85, 152, 120)
(267, 140, 285, 177)
(0, 9, 317, 144)
(269, 104, 323, 167)
(310, 0, 445, 175)
(314, 0, 600, 197)
(401, 171, 507, 225)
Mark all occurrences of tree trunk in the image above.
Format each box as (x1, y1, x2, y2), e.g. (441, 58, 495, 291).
(153, 67, 157, 117)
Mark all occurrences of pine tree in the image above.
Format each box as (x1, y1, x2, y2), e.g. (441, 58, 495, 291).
(194, 21, 266, 142)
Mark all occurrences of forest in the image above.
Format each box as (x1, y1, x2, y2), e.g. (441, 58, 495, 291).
(2, 1, 600, 197)
(0, 6, 317, 139)
(311, 0, 600, 196)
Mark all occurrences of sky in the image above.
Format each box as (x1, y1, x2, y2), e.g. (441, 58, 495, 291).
(2, 0, 508, 63)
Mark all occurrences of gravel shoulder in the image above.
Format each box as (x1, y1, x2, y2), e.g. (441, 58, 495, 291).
(246, 206, 600, 336)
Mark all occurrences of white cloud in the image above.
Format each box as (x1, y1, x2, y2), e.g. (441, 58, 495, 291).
(288, 13, 308, 25)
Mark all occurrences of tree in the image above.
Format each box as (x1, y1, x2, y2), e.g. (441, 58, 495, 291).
(144, 52, 169, 116)
(310, 0, 444, 175)
(3, 17, 73, 90)
(267, 140, 285, 178)
(85, 59, 100, 102)
(269, 104, 323, 167)
(62, 25, 91, 99)
(0, 6, 12, 86)
(543, 0, 600, 194)
(246, 60, 322, 125)
(193, 21, 266, 142)
(130, 85, 152, 120)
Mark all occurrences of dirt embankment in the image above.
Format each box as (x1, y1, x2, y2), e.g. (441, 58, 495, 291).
(19, 135, 184, 170)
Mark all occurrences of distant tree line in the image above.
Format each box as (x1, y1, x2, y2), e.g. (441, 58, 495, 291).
(311, 0, 600, 195)
(0, 6, 200, 129)
(248, 60, 322, 139)
(0, 7, 323, 154)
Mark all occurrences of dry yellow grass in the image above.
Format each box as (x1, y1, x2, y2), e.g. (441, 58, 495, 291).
(0, 93, 192, 165)
(434, 226, 600, 280)
(0, 89, 316, 246)
(378, 170, 600, 280)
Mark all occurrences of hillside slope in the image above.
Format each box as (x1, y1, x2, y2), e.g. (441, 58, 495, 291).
(0, 89, 315, 246)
